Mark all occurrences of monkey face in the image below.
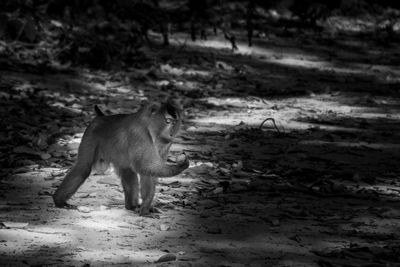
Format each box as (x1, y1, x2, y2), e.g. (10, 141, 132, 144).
(148, 102, 182, 142)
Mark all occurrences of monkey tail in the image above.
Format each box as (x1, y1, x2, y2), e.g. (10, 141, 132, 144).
(94, 105, 105, 116)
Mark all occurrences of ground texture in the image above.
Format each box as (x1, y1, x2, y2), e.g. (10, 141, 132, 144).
(1, 32, 400, 266)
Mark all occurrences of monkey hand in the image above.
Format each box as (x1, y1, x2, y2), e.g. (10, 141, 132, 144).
(178, 153, 190, 170)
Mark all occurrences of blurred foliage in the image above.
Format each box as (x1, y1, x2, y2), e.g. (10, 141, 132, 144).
(0, 0, 400, 69)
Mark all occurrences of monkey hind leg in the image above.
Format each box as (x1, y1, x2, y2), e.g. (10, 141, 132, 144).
(53, 162, 92, 208)
(139, 175, 158, 216)
(118, 168, 140, 211)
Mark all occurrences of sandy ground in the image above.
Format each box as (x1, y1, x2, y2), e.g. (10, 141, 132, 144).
(1, 32, 400, 266)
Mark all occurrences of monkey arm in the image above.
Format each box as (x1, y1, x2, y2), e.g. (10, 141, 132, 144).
(133, 149, 189, 177)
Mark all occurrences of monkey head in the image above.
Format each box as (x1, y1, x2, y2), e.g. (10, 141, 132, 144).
(146, 101, 182, 143)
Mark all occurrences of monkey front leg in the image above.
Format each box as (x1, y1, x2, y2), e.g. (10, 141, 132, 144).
(140, 175, 158, 216)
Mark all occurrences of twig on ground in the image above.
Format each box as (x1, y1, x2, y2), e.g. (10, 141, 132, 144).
(259, 117, 283, 133)
(14, 21, 27, 43)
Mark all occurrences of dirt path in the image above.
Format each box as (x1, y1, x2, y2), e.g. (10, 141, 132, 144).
(1, 33, 400, 266)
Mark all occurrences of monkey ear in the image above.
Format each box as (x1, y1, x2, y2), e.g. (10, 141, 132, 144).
(140, 101, 159, 114)
(94, 105, 105, 116)
(165, 101, 180, 119)
(148, 103, 160, 114)
(150, 105, 158, 114)
(166, 99, 182, 109)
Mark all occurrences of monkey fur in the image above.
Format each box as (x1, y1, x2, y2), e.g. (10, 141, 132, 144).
(53, 101, 189, 216)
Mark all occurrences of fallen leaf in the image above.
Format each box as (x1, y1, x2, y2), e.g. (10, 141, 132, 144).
(212, 187, 224, 194)
(160, 224, 170, 231)
(40, 153, 52, 160)
(155, 253, 176, 263)
(215, 61, 234, 71)
(186, 126, 197, 132)
(36, 133, 48, 149)
(77, 206, 92, 213)
(232, 160, 243, 170)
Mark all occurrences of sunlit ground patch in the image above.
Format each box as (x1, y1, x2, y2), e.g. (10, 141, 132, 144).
(169, 34, 400, 82)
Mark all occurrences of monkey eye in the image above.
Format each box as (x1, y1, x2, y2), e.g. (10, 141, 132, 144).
(165, 118, 173, 124)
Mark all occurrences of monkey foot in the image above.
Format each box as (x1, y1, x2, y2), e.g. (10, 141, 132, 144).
(139, 206, 162, 217)
(150, 206, 162, 214)
(139, 207, 150, 217)
(125, 204, 140, 212)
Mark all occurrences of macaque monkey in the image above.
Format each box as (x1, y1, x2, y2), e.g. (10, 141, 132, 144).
(53, 101, 189, 216)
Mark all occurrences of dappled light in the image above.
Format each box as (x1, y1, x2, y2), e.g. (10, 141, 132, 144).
(173, 32, 400, 83)
(1, 0, 400, 266)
